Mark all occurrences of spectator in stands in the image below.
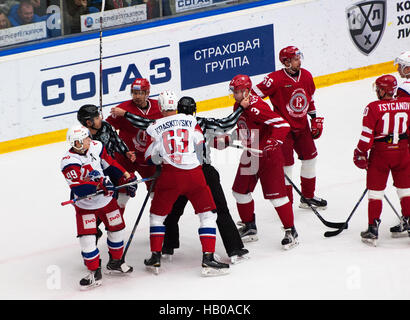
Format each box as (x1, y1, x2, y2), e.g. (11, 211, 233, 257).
(0, 9, 11, 29)
(29, 0, 47, 17)
(65, 0, 98, 34)
(0, 0, 19, 15)
(8, 0, 43, 26)
(131, 0, 160, 19)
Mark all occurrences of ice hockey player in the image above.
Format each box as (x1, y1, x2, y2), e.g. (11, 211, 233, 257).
(77, 104, 137, 220)
(395, 51, 410, 98)
(353, 75, 410, 246)
(109, 96, 250, 263)
(160, 96, 249, 264)
(390, 51, 410, 236)
(106, 78, 161, 191)
(252, 46, 326, 210)
(229, 74, 299, 250)
(61, 125, 135, 289)
(143, 91, 230, 276)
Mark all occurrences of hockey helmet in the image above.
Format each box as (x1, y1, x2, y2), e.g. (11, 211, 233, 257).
(229, 74, 252, 92)
(177, 96, 197, 115)
(374, 74, 397, 96)
(67, 125, 90, 150)
(158, 90, 178, 112)
(131, 78, 150, 92)
(279, 46, 303, 65)
(77, 104, 100, 126)
(394, 51, 410, 67)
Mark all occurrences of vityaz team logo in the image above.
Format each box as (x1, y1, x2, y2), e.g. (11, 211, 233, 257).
(346, 0, 386, 55)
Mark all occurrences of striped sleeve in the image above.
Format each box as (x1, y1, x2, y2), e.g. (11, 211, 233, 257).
(125, 112, 155, 129)
(200, 106, 243, 133)
(263, 115, 291, 143)
(356, 105, 375, 152)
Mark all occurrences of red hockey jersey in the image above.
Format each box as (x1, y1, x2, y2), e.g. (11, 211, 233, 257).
(357, 97, 410, 153)
(252, 68, 316, 130)
(234, 94, 290, 154)
(106, 99, 162, 162)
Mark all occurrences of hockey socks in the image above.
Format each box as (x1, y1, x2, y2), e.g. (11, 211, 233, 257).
(198, 211, 217, 253)
(272, 199, 294, 229)
(368, 199, 382, 224)
(301, 176, 315, 199)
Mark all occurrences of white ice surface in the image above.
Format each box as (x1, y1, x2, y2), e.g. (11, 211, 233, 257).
(1, 74, 409, 300)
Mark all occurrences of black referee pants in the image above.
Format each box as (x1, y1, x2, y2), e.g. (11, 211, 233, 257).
(163, 164, 244, 256)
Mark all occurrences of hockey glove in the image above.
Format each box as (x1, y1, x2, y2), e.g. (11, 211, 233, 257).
(353, 148, 368, 170)
(119, 173, 138, 198)
(213, 134, 232, 150)
(98, 177, 116, 196)
(263, 139, 280, 160)
(310, 117, 324, 139)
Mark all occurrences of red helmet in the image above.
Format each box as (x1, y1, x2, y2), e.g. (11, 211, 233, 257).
(229, 74, 252, 91)
(279, 46, 303, 65)
(131, 78, 150, 92)
(374, 75, 397, 96)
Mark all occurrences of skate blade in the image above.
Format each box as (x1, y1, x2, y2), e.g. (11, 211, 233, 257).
(162, 254, 173, 262)
(145, 265, 160, 275)
(390, 232, 408, 238)
(79, 280, 102, 291)
(282, 240, 299, 251)
(230, 254, 250, 265)
(201, 267, 230, 277)
(104, 268, 133, 276)
(361, 238, 377, 247)
(299, 203, 327, 210)
(237, 221, 245, 227)
(241, 235, 258, 243)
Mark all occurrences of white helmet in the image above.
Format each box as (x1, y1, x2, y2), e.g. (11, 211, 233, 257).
(394, 51, 410, 67)
(67, 125, 90, 150)
(158, 90, 178, 112)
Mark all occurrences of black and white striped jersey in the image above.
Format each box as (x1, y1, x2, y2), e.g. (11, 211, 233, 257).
(91, 121, 129, 158)
(124, 106, 244, 164)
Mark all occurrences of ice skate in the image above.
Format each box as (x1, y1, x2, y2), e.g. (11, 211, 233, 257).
(106, 254, 133, 275)
(299, 196, 327, 210)
(228, 248, 250, 264)
(361, 219, 380, 247)
(79, 266, 102, 290)
(281, 226, 299, 250)
(390, 216, 410, 238)
(144, 252, 161, 275)
(201, 252, 230, 277)
(238, 221, 258, 242)
(161, 247, 174, 262)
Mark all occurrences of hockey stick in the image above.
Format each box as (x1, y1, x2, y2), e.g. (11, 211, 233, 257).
(121, 167, 161, 262)
(384, 194, 401, 220)
(98, 0, 106, 117)
(284, 174, 346, 229)
(228, 144, 344, 229)
(323, 188, 368, 238)
(60, 176, 155, 206)
(229, 143, 263, 154)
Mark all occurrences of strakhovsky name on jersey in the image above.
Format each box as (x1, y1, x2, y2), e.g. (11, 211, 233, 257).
(154, 119, 194, 135)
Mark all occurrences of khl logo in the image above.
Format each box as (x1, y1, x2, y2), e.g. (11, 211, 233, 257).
(346, 0, 386, 55)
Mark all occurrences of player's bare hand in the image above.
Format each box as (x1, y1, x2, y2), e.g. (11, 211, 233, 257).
(126, 151, 136, 162)
(110, 107, 126, 117)
(240, 94, 250, 109)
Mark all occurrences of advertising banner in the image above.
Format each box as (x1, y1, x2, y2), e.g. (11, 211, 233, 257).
(179, 25, 275, 90)
(80, 4, 147, 32)
(175, 0, 230, 13)
(0, 21, 47, 47)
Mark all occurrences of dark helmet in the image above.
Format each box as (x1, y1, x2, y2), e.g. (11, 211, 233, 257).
(77, 104, 100, 126)
(177, 96, 196, 115)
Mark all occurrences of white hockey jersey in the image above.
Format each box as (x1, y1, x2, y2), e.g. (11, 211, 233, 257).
(145, 114, 204, 170)
(61, 140, 120, 210)
(397, 80, 410, 97)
